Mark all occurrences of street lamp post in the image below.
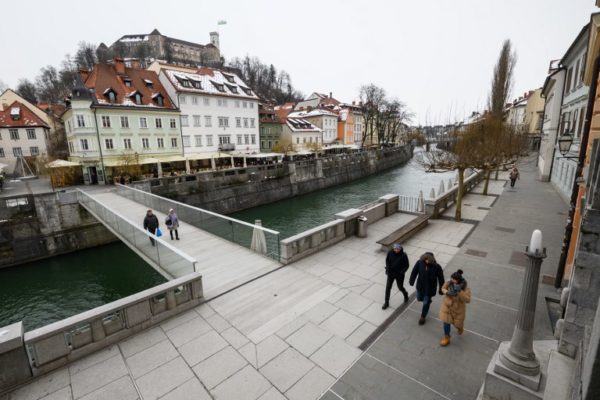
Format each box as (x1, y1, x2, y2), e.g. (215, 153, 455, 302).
(495, 229, 546, 390)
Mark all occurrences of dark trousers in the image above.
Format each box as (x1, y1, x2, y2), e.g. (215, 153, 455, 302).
(169, 229, 179, 240)
(416, 291, 432, 317)
(148, 228, 156, 246)
(385, 275, 408, 304)
(510, 178, 516, 188)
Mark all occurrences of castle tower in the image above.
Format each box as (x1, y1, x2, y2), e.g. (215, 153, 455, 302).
(209, 31, 220, 49)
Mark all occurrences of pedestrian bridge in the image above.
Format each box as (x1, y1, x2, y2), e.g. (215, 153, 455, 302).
(77, 185, 281, 300)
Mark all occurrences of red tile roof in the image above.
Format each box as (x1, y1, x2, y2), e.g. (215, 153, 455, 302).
(83, 61, 176, 110)
(0, 101, 49, 128)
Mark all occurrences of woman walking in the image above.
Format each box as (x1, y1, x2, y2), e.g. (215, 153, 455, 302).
(509, 165, 520, 188)
(165, 208, 180, 240)
(439, 269, 471, 347)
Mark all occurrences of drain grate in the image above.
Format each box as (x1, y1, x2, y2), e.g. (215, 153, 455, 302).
(465, 248, 488, 258)
(477, 206, 491, 210)
(509, 251, 529, 267)
(495, 226, 516, 233)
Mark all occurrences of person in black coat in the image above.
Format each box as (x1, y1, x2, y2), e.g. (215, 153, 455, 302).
(143, 209, 159, 246)
(409, 252, 445, 325)
(382, 243, 409, 310)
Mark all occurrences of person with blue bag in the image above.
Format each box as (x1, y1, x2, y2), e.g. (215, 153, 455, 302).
(143, 209, 160, 246)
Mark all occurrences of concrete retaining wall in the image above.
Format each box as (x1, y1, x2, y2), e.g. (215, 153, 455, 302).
(0, 192, 116, 269)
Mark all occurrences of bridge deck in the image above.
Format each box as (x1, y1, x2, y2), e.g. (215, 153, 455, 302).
(90, 191, 281, 300)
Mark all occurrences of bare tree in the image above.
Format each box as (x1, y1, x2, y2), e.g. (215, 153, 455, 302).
(75, 42, 98, 70)
(16, 79, 38, 103)
(488, 39, 517, 119)
(0, 80, 7, 92)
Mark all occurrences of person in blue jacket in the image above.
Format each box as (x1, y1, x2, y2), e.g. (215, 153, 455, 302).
(409, 252, 445, 325)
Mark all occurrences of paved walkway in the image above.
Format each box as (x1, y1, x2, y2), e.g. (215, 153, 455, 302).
(320, 158, 568, 400)
(88, 191, 281, 299)
(3, 159, 568, 400)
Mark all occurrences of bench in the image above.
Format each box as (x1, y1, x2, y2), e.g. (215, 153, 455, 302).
(376, 214, 429, 251)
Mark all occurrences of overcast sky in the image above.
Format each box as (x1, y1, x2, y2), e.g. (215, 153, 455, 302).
(1, 0, 597, 124)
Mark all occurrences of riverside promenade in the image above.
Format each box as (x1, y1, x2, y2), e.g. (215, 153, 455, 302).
(2, 158, 568, 400)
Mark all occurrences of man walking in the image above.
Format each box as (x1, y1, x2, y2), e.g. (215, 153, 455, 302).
(409, 252, 445, 325)
(509, 165, 520, 188)
(143, 209, 159, 246)
(382, 243, 409, 310)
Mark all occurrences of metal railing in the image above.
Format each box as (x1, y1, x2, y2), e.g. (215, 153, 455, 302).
(113, 184, 282, 261)
(398, 195, 424, 214)
(76, 189, 197, 279)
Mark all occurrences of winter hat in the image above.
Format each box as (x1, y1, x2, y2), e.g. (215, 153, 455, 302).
(451, 269, 464, 281)
(393, 243, 402, 250)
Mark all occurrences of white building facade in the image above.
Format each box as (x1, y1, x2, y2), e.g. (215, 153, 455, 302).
(538, 67, 566, 182)
(287, 110, 338, 145)
(158, 66, 260, 156)
(281, 118, 322, 151)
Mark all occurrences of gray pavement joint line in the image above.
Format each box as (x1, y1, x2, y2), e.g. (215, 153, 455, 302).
(203, 264, 288, 303)
(117, 344, 145, 400)
(328, 389, 346, 400)
(365, 353, 454, 400)
(405, 308, 499, 344)
(455, 254, 525, 273)
(456, 222, 478, 248)
(470, 295, 519, 312)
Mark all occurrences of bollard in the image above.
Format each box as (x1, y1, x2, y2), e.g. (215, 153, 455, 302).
(438, 180, 445, 195)
(429, 188, 436, 199)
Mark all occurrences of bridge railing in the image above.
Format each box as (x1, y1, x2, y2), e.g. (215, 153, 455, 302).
(113, 184, 282, 262)
(398, 195, 424, 214)
(76, 189, 197, 278)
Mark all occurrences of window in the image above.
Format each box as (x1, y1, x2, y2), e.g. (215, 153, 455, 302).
(139, 117, 148, 128)
(237, 135, 242, 145)
(0, 148, 4, 157)
(217, 99, 223, 107)
(105, 138, 114, 149)
(13, 147, 22, 157)
(171, 138, 178, 148)
(142, 138, 150, 149)
(124, 79, 132, 87)
(183, 136, 190, 147)
(181, 115, 189, 127)
(296, 137, 299, 144)
(180, 95, 187, 104)
(157, 138, 164, 148)
(169, 118, 176, 129)
(580, 54, 587, 82)
(205, 116, 212, 127)
(67, 121, 72, 133)
(242, 101, 247, 108)
(235, 100, 240, 108)
(218, 135, 230, 144)
(250, 102, 254, 108)
(123, 138, 132, 149)
(134, 93, 142, 105)
(223, 99, 228, 107)
(218, 117, 229, 128)
(108, 91, 116, 103)
(206, 135, 213, 146)
(193, 115, 201, 127)
(9, 129, 19, 140)
(574, 60, 580, 89)
(236, 117, 241, 128)
(195, 135, 202, 146)
(203, 97, 210, 106)
(578, 106, 585, 137)
(192, 96, 198, 105)
(565, 68, 573, 95)
(309, 137, 313, 143)
(251, 135, 256, 144)
(29, 146, 39, 156)
(250, 118, 255, 128)
(155, 95, 164, 107)
(303, 137, 306, 144)
(25, 128, 36, 139)
(243, 118, 248, 128)
(120, 116, 129, 128)
(80, 139, 89, 151)
(101, 116, 111, 128)
(68, 142, 74, 153)
(244, 134, 249, 145)
(76, 115, 85, 127)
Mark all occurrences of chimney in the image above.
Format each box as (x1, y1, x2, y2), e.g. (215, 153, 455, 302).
(329, 92, 332, 99)
(114, 58, 125, 75)
(130, 59, 141, 69)
(352, 101, 356, 106)
(79, 68, 89, 83)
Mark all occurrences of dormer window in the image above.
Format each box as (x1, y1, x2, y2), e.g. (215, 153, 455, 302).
(240, 87, 253, 96)
(123, 78, 132, 87)
(152, 93, 164, 107)
(103, 88, 117, 103)
(129, 91, 143, 105)
(225, 84, 238, 94)
(144, 79, 153, 89)
(10, 107, 21, 120)
(211, 81, 225, 92)
(222, 73, 235, 84)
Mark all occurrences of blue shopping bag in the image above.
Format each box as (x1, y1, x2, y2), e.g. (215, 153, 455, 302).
(155, 227, 163, 237)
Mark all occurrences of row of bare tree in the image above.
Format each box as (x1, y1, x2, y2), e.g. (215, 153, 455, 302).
(420, 39, 524, 221)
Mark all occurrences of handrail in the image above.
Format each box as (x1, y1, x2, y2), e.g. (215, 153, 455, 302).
(76, 189, 198, 275)
(114, 183, 280, 235)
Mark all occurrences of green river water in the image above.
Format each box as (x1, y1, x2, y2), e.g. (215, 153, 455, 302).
(0, 156, 453, 331)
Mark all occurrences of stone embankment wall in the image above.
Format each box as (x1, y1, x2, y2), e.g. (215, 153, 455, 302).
(0, 191, 116, 269)
(136, 145, 413, 214)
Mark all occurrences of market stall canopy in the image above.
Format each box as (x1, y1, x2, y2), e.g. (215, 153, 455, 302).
(159, 155, 187, 162)
(103, 157, 160, 167)
(186, 152, 231, 160)
(45, 159, 80, 168)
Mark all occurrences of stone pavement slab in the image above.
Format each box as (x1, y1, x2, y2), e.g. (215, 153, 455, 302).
(158, 378, 211, 400)
(285, 366, 335, 400)
(211, 365, 272, 400)
(70, 354, 128, 399)
(135, 357, 193, 400)
(309, 336, 362, 378)
(192, 346, 248, 389)
(79, 376, 137, 400)
(285, 323, 332, 357)
(259, 348, 315, 392)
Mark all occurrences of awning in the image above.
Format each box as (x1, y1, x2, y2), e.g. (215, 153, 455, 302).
(159, 155, 186, 163)
(45, 159, 80, 168)
(185, 152, 231, 160)
(103, 157, 160, 167)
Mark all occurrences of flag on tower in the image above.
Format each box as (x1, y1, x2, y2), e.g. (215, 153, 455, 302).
(218, 20, 227, 25)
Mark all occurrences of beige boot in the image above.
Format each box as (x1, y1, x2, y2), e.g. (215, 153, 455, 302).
(440, 335, 450, 347)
